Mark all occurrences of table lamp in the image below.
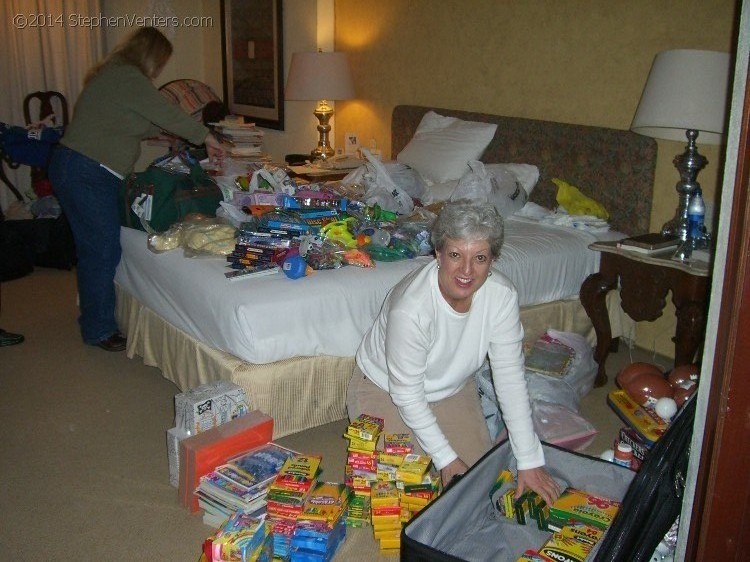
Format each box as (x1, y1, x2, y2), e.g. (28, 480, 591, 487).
(630, 49, 731, 240)
(284, 51, 355, 161)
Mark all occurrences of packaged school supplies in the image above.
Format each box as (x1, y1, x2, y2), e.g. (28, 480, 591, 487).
(179, 411, 274, 512)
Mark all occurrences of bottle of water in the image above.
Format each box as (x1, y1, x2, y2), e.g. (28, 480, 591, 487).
(687, 189, 706, 240)
(674, 189, 710, 262)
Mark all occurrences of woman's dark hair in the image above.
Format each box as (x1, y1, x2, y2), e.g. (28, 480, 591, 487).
(430, 200, 504, 258)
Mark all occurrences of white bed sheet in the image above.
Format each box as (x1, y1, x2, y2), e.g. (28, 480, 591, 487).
(115, 219, 613, 365)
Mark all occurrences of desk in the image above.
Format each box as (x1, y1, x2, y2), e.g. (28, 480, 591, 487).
(580, 241, 710, 387)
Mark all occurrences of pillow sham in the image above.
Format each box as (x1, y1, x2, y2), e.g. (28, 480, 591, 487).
(396, 111, 497, 184)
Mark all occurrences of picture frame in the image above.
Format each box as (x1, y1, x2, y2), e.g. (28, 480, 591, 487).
(220, 0, 284, 130)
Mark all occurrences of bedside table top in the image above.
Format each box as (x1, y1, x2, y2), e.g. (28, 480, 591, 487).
(589, 240, 711, 277)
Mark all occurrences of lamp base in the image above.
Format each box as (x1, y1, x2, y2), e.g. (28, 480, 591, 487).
(661, 129, 707, 241)
(311, 101, 335, 161)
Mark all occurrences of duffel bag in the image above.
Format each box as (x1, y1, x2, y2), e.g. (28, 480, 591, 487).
(119, 151, 222, 233)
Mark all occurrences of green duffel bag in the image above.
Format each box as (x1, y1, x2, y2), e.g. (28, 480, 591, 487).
(119, 152, 223, 233)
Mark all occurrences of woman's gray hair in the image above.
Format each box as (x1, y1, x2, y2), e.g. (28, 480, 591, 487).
(431, 200, 504, 258)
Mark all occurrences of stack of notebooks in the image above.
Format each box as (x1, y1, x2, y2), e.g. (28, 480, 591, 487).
(179, 410, 274, 513)
(617, 233, 680, 255)
(289, 482, 352, 561)
(211, 119, 265, 158)
(265, 454, 322, 559)
(195, 442, 297, 527)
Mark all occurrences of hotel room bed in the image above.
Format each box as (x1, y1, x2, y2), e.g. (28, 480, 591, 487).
(114, 104, 656, 438)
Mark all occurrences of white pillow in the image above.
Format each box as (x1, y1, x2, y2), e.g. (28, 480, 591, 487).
(396, 111, 497, 184)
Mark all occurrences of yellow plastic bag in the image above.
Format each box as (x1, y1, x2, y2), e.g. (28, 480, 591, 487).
(552, 178, 609, 220)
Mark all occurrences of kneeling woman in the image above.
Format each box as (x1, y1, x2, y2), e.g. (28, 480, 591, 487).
(347, 200, 560, 506)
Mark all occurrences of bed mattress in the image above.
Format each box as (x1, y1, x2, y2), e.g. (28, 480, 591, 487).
(114, 218, 609, 365)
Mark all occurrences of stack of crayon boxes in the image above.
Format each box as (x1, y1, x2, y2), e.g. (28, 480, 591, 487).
(371, 432, 440, 555)
(265, 454, 321, 559)
(490, 467, 621, 562)
(290, 482, 352, 561)
(343, 414, 384, 528)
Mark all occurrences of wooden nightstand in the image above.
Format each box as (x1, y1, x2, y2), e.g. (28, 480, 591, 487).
(580, 240, 711, 387)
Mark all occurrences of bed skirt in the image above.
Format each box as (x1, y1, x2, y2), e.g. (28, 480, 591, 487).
(115, 283, 627, 439)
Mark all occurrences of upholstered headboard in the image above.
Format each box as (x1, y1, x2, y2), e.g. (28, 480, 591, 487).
(391, 105, 657, 234)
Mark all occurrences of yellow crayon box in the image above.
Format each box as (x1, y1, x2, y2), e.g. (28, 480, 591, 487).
(539, 532, 592, 562)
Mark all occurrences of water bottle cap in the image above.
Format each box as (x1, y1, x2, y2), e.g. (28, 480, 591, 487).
(616, 442, 633, 454)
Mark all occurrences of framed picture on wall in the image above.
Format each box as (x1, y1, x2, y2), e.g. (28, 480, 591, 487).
(220, 0, 284, 130)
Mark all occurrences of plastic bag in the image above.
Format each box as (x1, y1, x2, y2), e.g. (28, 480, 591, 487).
(450, 160, 528, 218)
(552, 177, 609, 220)
(343, 149, 414, 215)
(474, 361, 505, 442)
(530, 400, 598, 452)
(147, 217, 237, 257)
(248, 164, 296, 194)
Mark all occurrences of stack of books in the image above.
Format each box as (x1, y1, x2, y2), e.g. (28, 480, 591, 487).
(617, 233, 680, 255)
(266, 454, 322, 559)
(212, 119, 265, 159)
(195, 442, 297, 527)
(343, 414, 384, 528)
(289, 482, 352, 561)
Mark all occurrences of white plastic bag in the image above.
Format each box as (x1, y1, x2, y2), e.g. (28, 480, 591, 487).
(343, 149, 414, 215)
(450, 160, 529, 218)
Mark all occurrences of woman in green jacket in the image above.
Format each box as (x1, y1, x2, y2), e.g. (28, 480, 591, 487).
(48, 27, 224, 351)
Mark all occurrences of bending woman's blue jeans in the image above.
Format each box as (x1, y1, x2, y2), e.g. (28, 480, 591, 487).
(48, 145, 123, 344)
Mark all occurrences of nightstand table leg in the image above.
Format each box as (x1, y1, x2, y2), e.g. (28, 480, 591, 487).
(581, 271, 618, 387)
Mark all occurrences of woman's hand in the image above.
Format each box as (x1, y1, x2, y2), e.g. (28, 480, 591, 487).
(204, 133, 226, 165)
(440, 457, 470, 488)
(515, 466, 561, 507)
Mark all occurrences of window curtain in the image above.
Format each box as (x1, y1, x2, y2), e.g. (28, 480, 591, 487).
(0, 0, 104, 209)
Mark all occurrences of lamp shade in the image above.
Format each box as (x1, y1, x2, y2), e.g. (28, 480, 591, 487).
(631, 49, 731, 145)
(284, 51, 355, 101)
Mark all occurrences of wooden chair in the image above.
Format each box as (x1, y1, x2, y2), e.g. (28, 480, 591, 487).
(23, 90, 69, 127)
(22, 91, 69, 189)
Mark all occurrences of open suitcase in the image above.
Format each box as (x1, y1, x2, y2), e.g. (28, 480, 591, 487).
(401, 397, 696, 561)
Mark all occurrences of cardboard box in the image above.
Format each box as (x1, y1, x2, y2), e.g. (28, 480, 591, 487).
(178, 410, 274, 512)
(174, 381, 249, 436)
(167, 426, 190, 488)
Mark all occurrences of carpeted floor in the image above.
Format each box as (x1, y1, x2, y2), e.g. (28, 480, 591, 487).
(0, 267, 672, 561)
